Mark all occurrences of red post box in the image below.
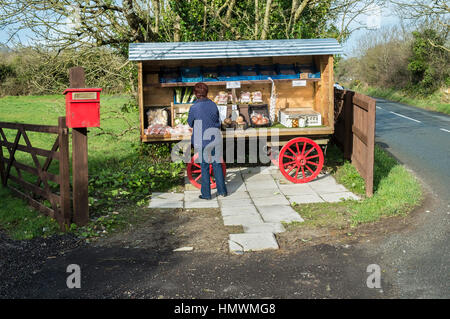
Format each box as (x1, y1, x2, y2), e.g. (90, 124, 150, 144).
(63, 88, 102, 128)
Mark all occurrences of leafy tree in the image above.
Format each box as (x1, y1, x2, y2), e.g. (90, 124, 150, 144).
(408, 28, 449, 94)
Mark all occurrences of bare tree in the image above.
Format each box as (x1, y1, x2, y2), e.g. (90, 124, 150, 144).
(329, 0, 387, 42)
(391, 0, 449, 51)
(0, 0, 165, 49)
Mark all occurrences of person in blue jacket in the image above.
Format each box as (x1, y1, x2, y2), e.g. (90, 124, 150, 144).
(188, 82, 228, 199)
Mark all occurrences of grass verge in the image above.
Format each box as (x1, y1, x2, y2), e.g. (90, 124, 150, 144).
(288, 143, 423, 230)
(351, 85, 450, 115)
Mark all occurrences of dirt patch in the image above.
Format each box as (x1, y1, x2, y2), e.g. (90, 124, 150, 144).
(93, 207, 232, 253)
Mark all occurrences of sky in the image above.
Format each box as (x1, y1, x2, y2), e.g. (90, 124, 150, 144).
(341, 2, 401, 57)
(0, 2, 401, 57)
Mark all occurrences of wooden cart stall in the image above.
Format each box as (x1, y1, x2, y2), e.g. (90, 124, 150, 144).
(128, 38, 343, 186)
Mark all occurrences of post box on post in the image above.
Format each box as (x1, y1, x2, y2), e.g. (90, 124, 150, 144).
(63, 88, 102, 128)
(65, 67, 101, 226)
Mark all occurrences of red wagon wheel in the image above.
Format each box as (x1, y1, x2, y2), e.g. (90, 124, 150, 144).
(278, 137, 324, 183)
(187, 153, 226, 189)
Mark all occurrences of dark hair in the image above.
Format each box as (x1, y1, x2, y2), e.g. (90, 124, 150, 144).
(194, 82, 208, 98)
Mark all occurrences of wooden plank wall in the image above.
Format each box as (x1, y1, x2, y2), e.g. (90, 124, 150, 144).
(333, 88, 376, 196)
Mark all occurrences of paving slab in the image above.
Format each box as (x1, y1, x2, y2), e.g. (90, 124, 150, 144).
(245, 179, 279, 191)
(229, 233, 279, 252)
(218, 198, 254, 207)
(242, 174, 276, 182)
(225, 182, 247, 193)
(258, 205, 304, 223)
(219, 191, 251, 200)
(222, 214, 264, 226)
(151, 192, 184, 201)
(276, 183, 316, 196)
(248, 189, 283, 199)
(221, 205, 260, 217)
(253, 195, 291, 207)
(184, 196, 219, 208)
(320, 192, 360, 202)
(243, 223, 286, 234)
(287, 194, 324, 204)
(149, 199, 184, 209)
(309, 180, 348, 193)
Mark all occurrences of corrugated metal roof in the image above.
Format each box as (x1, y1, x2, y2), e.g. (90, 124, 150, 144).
(128, 38, 342, 61)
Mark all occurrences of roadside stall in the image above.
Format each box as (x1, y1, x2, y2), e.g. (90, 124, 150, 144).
(128, 38, 342, 185)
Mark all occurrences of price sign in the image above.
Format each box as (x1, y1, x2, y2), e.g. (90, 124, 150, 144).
(292, 80, 307, 87)
(226, 81, 241, 89)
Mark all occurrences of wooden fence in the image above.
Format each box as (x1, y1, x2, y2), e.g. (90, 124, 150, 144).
(0, 117, 71, 230)
(334, 88, 376, 196)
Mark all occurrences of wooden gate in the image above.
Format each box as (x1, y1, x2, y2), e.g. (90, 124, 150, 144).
(334, 89, 376, 196)
(0, 117, 71, 229)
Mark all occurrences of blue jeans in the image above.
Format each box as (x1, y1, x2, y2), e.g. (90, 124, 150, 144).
(200, 147, 227, 199)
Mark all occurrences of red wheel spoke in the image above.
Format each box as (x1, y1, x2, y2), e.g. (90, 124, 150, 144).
(306, 154, 320, 160)
(294, 166, 300, 179)
(295, 142, 300, 156)
(304, 147, 315, 157)
(192, 169, 201, 173)
(283, 160, 296, 167)
(305, 165, 315, 174)
(193, 163, 201, 168)
(287, 147, 298, 156)
(301, 141, 307, 156)
(286, 164, 297, 174)
(194, 175, 201, 182)
(283, 154, 296, 160)
(306, 161, 318, 166)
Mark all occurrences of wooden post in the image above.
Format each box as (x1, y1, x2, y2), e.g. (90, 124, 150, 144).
(365, 99, 376, 197)
(58, 116, 71, 227)
(343, 90, 354, 160)
(0, 138, 4, 185)
(69, 67, 89, 226)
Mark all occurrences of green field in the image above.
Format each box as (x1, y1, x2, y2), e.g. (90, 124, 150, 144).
(0, 94, 185, 239)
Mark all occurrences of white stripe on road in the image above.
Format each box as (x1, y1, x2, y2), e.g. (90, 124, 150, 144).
(376, 106, 384, 110)
(389, 111, 422, 123)
(440, 128, 450, 133)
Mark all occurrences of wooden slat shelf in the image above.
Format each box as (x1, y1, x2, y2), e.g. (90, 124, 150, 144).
(144, 78, 320, 89)
(142, 126, 333, 142)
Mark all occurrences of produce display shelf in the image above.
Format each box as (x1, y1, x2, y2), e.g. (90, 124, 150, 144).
(141, 126, 334, 142)
(144, 78, 320, 89)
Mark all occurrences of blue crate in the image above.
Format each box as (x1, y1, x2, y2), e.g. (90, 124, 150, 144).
(218, 65, 240, 81)
(160, 67, 181, 83)
(181, 67, 202, 82)
(160, 76, 180, 83)
(308, 71, 321, 79)
(239, 65, 261, 81)
(271, 64, 299, 79)
(202, 66, 219, 82)
(258, 65, 277, 80)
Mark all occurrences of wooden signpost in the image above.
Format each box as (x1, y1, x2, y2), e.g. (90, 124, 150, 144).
(69, 67, 89, 226)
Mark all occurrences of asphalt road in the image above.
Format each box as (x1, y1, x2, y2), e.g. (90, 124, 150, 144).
(371, 98, 450, 298)
(0, 99, 448, 300)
